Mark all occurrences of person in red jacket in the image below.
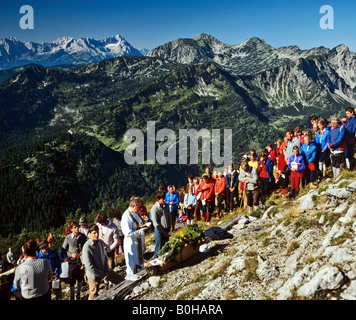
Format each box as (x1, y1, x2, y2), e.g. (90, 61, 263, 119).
(276, 145, 289, 196)
(200, 173, 215, 224)
(214, 171, 226, 220)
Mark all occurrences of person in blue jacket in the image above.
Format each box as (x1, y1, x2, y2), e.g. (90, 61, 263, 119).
(344, 107, 356, 171)
(315, 118, 330, 179)
(165, 185, 179, 229)
(327, 116, 346, 178)
(38, 239, 62, 300)
(300, 132, 318, 189)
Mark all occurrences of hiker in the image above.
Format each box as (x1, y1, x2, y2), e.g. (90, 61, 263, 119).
(82, 224, 124, 300)
(13, 239, 52, 300)
(200, 173, 215, 223)
(96, 213, 119, 271)
(193, 177, 202, 221)
(6, 247, 17, 266)
(151, 190, 172, 259)
(288, 146, 306, 200)
(214, 171, 225, 220)
(327, 116, 346, 178)
(0, 252, 14, 300)
(113, 211, 125, 255)
(316, 118, 331, 180)
(79, 216, 90, 237)
(248, 150, 259, 169)
(62, 220, 87, 300)
(344, 107, 356, 171)
(184, 186, 197, 224)
(276, 145, 289, 197)
(300, 132, 318, 189)
(179, 186, 187, 213)
(285, 129, 301, 165)
(165, 185, 180, 229)
(294, 127, 305, 145)
(38, 239, 62, 300)
(47, 233, 56, 248)
(121, 197, 149, 278)
(310, 115, 319, 135)
(225, 163, 239, 213)
(258, 152, 274, 206)
(239, 162, 260, 214)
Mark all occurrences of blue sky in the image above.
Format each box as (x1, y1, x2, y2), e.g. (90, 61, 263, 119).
(0, 0, 355, 51)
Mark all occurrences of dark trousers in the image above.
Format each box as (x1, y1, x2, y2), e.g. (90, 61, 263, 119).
(216, 194, 225, 214)
(225, 188, 236, 211)
(260, 178, 269, 204)
(246, 189, 260, 207)
(154, 227, 169, 258)
(345, 144, 355, 170)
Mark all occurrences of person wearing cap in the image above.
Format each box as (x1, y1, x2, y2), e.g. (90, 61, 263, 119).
(79, 216, 90, 237)
(38, 239, 62, 300)
(344, 106, 356, 171)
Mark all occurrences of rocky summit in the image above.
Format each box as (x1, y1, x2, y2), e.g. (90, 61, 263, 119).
(117, 173, 356, 300)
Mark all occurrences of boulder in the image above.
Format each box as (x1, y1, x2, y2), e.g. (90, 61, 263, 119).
(346, 181, 356, 192)
(297, 265, 346, 298)
(297, 190, 317, 210)
(325, 188, 351, 200)
(340, 281, 356, 300)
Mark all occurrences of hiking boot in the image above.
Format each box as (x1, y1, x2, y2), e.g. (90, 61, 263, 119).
(309, 183, 318, 189)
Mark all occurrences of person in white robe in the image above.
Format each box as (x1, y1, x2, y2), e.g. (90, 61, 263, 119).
(121, 197, 149, 278)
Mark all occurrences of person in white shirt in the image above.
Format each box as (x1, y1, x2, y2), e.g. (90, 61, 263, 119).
(121, 198, 149, 279)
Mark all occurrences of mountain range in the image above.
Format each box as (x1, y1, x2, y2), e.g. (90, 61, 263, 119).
(0, 33, 355, 235)
(0, 35, 148, 70)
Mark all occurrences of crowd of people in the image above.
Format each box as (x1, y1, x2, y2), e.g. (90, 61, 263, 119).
(0, 107, 355, 301)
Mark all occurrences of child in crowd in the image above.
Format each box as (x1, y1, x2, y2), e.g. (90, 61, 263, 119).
(288, 146, 306, 200)
(184, 186, 197, 225)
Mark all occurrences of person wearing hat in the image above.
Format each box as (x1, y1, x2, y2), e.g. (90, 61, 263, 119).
(79, 216, 89, 237)
(38, 239, 62, 300)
